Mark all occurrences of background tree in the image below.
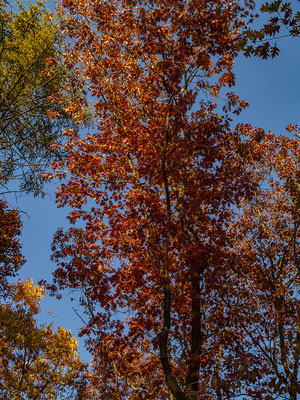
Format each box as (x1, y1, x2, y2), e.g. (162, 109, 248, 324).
(0, 3, 93, 398)
(0, 0, 81, 196)
(223, 128, 299, 399)
(0, 199, 24, 294)
(0, 279, 88, 400)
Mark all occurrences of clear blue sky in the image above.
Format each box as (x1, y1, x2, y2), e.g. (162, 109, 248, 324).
(11, 0, 300, 365)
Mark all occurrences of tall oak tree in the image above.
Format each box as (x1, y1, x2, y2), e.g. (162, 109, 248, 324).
(48, 0, 299, 399)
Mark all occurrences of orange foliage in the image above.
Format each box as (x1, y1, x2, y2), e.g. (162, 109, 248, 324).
(48, 0, 299, 399)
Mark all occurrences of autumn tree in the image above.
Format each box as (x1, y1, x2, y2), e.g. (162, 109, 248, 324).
(46, 0, 298, 399)
(222, 128, 299, 399)
(0, 199, 25, 294)
(0, 0, 78, 196)
(49, 0, 258, 398)
(0, 184, 90, 398)
(0, 278, 88, 400)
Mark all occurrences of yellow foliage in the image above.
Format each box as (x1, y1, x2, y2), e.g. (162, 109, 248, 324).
(11, 279, 45, 314)
(0, 280, 87, 399)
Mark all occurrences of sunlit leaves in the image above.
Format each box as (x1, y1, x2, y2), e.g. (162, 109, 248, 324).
(47, 0, 300, 399)
(0, 279, 88, 400)
(0, 0, 76, 196)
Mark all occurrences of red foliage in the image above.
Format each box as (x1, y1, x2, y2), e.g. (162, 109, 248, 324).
(0, 200, 25, 294)
(49, 0, 299, 399)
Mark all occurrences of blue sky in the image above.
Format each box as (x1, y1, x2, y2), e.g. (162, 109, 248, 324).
(234, 37, 300, 134)
(9, 0, 300, 365)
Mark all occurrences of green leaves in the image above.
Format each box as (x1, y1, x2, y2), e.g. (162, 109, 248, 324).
(0, 0, 74, 196)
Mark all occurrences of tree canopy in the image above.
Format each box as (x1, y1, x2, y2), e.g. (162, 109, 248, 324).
(0, 279, 88, 400)
(0, 0, 298, 399)
(43, 0, 299, 399)
(0, 0, 74, 196)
